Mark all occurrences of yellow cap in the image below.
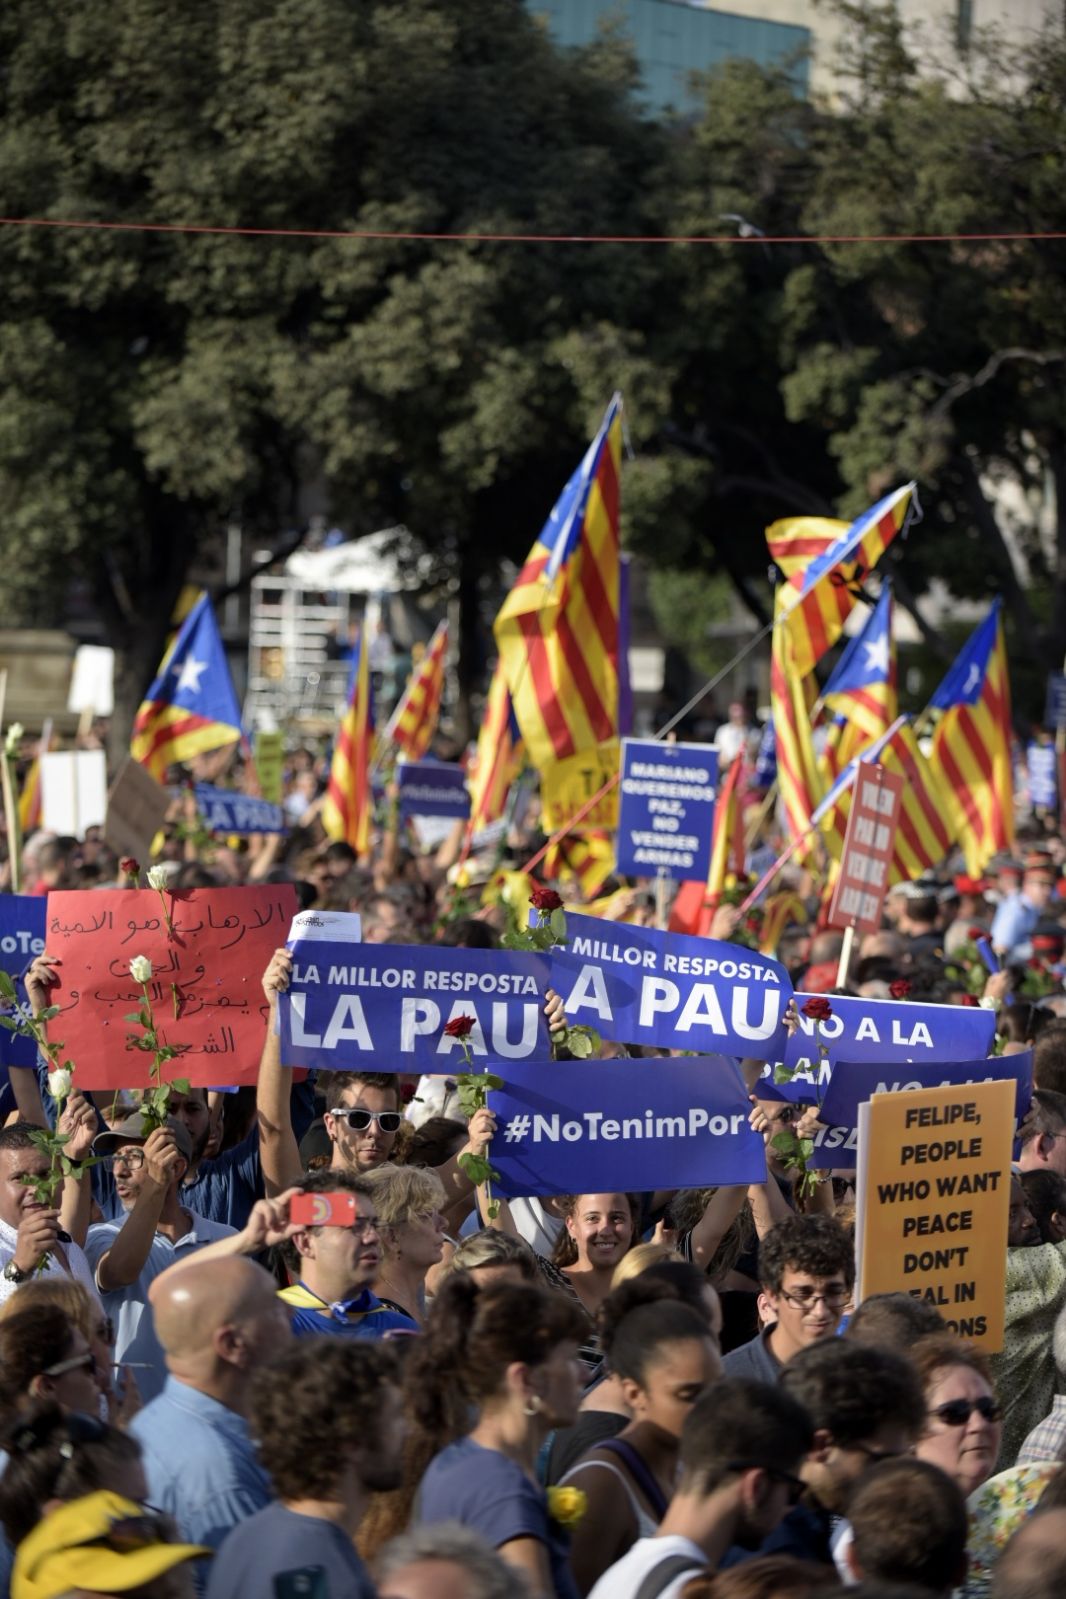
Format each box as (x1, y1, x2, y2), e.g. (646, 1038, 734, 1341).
(13, 1491, 209, 1599)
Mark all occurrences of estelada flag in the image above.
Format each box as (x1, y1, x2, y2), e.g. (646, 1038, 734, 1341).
(769, 484, 914, 677)
(391, 621, 448, 760)
(322, 632, 374, 854)
(927, 600, 1013, 876)
(493, 395, 622, 770)
(131, 594, 242, 780)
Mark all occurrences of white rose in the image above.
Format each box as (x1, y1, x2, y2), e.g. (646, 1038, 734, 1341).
(129, 956, 153, 984)
(146, 866, 170, 890)
(47, 1067, 73, 1102)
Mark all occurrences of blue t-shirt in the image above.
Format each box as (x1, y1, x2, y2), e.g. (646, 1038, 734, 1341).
(206, 1503, 375, 1599)
(419, 1436, 580, 1599)
(278, 1282, 418, 1340)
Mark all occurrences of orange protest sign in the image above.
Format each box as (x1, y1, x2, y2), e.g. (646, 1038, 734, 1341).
(855, 1077, 1014, 1351)
(541, 740, 619, 832)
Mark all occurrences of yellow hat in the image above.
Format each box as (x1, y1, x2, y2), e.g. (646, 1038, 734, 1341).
(13, 1491, 209, 1599)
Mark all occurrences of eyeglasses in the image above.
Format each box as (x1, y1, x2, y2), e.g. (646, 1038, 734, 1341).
(349, 1218, 380, 1239)
(330, 1109, 402, 1134)
(929, 1396, 1001, 1427)
(102, 1149, 146, 1171)
(777, 1286, 850, 1313)
(41, 1350, 98, 1380)
(727, 1460, 806, 1506)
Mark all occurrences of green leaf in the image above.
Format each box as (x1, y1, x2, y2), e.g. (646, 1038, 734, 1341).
(482, 1073, 504, 1093)
(0, 971, 16, 1001)
(549, 907, 568, 942)
(171, 1078, 191, 1094)
(37, 1005, 60, 1022)
(0, 1016, 18, 1033)
(486, 1200, 501, 1220)
(123, 1012, 142, 1023)
(798, 1138, 815, 1161)
(770, 1130, 798, 1158)
(773, 1063, 797, 1085)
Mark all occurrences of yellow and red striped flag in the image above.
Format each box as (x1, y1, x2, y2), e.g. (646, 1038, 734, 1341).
(668, 755, 746, 936)
(390, 621, 448, 760)
(770, 621, 824, 845)
(467, 661, 524, 832)
(18, 720, 53, 836)
(322, 631, 374, 854)
(769, 484, 914, 677)
(493, 395, 622, 770)
(819, 585, 897, 774)
(543, 830, 615, 901)
(927, 600, 1013, 876)
(818, 716, 955, 883)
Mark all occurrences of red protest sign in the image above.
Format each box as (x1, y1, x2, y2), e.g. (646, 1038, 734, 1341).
(43, 885, 298, 1089)
(828, 765, 905, 934)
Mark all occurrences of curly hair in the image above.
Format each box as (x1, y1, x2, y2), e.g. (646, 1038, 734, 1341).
(780, 1339, 926, 1445)
(250, 1341, 399, 1501)
(758, 1213, 854, 1294)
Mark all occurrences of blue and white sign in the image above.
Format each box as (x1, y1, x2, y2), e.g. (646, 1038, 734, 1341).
(1047, 673, 1066, 731)
(489, 1056, 767, 1196)
(548, 913, 792, 1060)
(1028, 743, 1058, 811)
(398, 761, 471, 821)
(757, 994, 997, 1102)
(614, 739, 717, 880)
(278, 942, 551, 1071)
(195, 786, 285, 835)
(817, 1051, 1032, 1141)
(0, 896, 47, 1069)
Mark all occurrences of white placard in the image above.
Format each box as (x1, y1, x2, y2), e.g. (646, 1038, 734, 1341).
(40, 751, 108, 837)
(67, 646, 115, 716)
(285, 910, 362, 948)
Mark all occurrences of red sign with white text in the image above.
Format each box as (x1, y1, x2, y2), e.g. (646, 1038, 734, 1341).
(828, 766, 905, 934)
(43, 886, 298, 1089)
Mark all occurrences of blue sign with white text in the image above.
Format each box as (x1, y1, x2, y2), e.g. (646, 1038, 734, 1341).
(278, 942, 551, 1071)
(0, 896, 47, 1069)
(615, 739, 717, 880)
(548, 913, 792, 1060)
(757, 994, 997, 1103)
(195, 786, 285, 835)
(489, 1056, 767, 1196)
(817, 1051, 1032, 1141)
(1028, 743, 1057, 811)
(398, 761, 471, 821)
(1047, 673, 1066, 731)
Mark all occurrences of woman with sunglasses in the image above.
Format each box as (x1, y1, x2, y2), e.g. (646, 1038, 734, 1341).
(911, 1334, 1003, 1497)
(0, 1276, 140, 1426)
(0, 1303, 101, 1425)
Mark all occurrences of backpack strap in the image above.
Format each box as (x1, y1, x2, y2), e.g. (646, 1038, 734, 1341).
(596, 1437, 670, 1521)
(634, 1553, 710, 1599)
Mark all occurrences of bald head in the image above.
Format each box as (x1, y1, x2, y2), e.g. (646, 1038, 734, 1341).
(150, 1258, 287, 1371)
(859, 931, 905, 962)
(992, 1507, 1066, 1598)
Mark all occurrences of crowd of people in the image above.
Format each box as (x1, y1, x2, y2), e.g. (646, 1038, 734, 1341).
(2, 745, 1066, 1599)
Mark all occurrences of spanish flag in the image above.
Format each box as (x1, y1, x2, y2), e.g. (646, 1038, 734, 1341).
(322, 632, 374, 854)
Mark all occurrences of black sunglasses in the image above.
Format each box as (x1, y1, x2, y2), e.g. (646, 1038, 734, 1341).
(727, 1460, 806, 1505)
(330, 1109, 402, 1133)
(930, 1397, 1001, 1427)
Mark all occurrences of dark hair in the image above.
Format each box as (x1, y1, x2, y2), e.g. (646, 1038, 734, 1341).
(780, 1340, 925, 1446)
(408, 1116, 469, 1168)
(999, 1003, 1054, 1046)
(0, 1122, 47, 1158)
(251, 1341, 398, 1500)
(324, 1072, 401, 1114)
(0, 1404, 142, 1547)
(437, 919, 499, 950)
(0, 1307, 80, 1418)
(598, 1278, 713, 1386)
(280, 1167, 376, 1273)
(845, 1291, 945, 1350)
(1033, 1025, 1066, 1096)
(848, 1457, 968, 1592)
(1023, 1087, 1066, 1147)
(909, 1332, 992, 1396)
(551, 1193, 639, 1269)
(693, 1555, 837, 1599)
(677, 1378, 813, 1495)
(905, 895, 938, 926)
(638, 1260, 719, 1317)
(1021, 1170, 1066, 1243)
(758, 1214, 855, 1294)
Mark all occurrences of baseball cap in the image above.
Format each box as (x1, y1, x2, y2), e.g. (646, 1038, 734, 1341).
(13, 1490, 208, 1599)
(92, 1113, 193, 1164)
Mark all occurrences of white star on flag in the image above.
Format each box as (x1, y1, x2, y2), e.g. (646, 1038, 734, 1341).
(175, 655, 208, 695)
(862, 634, 891, 677)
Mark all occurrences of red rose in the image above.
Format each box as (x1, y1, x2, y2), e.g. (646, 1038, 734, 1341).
(399, 1082, 416, 1104)
(120, 857, 140, 877)
(801, 996, 834, 1023)
(889, 979, 912, 1000)
(530, 885, 563, 912)
(959, 994, 980, 1007)
(444, 1015, 477, 1040)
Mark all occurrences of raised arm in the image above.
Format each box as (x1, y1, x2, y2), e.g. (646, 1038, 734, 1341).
(255, 949, 304, 1197)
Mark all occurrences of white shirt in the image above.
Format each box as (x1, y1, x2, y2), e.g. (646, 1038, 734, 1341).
(587, 1534, 708, 1599)
(0, 1214, 101, 1307)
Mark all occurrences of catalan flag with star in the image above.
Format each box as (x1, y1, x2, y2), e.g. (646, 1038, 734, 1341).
(322, 631, 374, 854)
(927, 599, 1014, 876)
(819, 584, 897, 781)
(390, 621, 449, 760)
(131, 594, 242, 780)
(493, 394, 622, 771)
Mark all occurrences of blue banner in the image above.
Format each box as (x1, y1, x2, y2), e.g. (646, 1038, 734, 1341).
(278, 942, 551, 1071)
(0, 896, 47, 1069)
(548, 914, 792, 1060)
(398, 761, 471, 820)
(615, 739, 717, 880)
(195, 786, 285, 835)
(1047, 673, 1066, 731)
(1028, 743, 1057, 810)
(489, 1056, 767, 1196)
(753, 721, 777, 789)
(818, 1051, 1032, 1141)
(756, 994, 997, 1103)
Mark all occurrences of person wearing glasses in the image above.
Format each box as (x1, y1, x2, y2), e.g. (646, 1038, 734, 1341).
(911, 1334, 1003, 1499)
(82, 1116, 238, 1403)
(722, 1216, 854, 1382)
(587, 1379, 814, 1599)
